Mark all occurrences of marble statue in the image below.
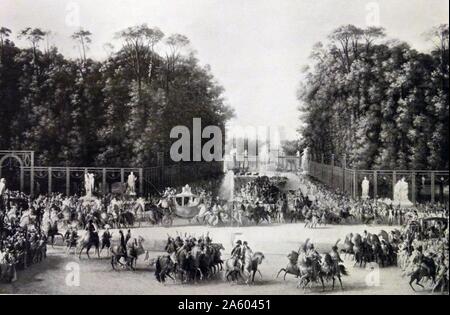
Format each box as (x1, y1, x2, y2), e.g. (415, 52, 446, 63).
(0, 178, 6, 196)
(89, 173, 95, 194)
(84, 173, 91, 197)
(127, 172, 137, 195)
(301, 148, 310, 174)
(361, 177, 370, 199)
(393, 177, 412, 206)
(84, 172, 95, 197)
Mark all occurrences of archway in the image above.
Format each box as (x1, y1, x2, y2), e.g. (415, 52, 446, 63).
(0, 155, 23, 191)
(0, 151, 34, 194)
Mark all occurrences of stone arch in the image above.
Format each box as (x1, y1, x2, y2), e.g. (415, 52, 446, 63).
(0, 154, 25, 191)
(0, 151, 34, 193)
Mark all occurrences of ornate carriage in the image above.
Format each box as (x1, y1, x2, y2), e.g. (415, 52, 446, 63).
(167, 184, 203, 219)
(171, 191, 202, 219)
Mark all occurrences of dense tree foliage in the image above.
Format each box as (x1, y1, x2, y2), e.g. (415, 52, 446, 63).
(0, 25, 234, 167)
(298, 24, 449, 170)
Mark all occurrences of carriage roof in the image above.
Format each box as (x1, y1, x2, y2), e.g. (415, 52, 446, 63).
(174, 192, 198, 198)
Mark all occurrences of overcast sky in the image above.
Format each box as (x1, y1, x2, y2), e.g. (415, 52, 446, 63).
(1, 0, 448, 139)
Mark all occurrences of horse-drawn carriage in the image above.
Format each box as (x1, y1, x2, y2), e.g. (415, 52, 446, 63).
(135, 185, 204, 227)
(172, 190, 203, 219)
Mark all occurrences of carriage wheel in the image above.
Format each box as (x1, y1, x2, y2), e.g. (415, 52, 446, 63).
(137, 216, 141, 228)
(162, 215, 173, 227)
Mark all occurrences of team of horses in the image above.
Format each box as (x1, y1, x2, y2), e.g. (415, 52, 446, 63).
(277, 240, 348, 291)
(340, 231, 399, 268)
(153, 242, 226, 283)
(151, 240, 266, 285)
(59, 198, 173, 230)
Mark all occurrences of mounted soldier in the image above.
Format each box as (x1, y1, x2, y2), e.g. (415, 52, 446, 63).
(329, 240, 343, 275)
(165, 237, 178, 265)
(118, 230, 127, 259)
(86, 219, 98, 237)
(306, 242, 322, 280)
(100, 225, 112, 255)
(231, 240, 243, 268)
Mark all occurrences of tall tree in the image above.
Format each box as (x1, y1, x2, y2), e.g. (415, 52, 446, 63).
(298, 24, 449, 170)
(71, 29, 92, 64)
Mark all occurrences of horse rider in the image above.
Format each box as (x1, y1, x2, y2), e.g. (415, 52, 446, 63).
(176, 238, 192, 259)
(100, 225, 112, 253)
(174, 236, 183, 249)
(231, 240, 243, 267)
(306, 243, 322, 278)
(64, 227, 72, 244)
(231, 240, 242, 258)
(329, 244, 343, 274)
(362, 230, 369, 243)
(86, 219, 98, 237)
(118, 230, 127, 259)
(413, 246, 430, 274)
(65, 226, 78, 250)
(165, 237, 178, 265)
(125, 229, 132, 244)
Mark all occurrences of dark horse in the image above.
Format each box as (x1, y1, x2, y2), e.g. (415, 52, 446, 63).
(247, 205, 270, 225)
(321, 253, 348, 290)
(297, 256, 325, 291)
(409, 256, 436, 291)
(154, 255, 176, 283)
(177, 248, 203, 282)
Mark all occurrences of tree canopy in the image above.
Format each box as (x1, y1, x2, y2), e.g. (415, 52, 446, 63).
(0, 25, 234, 167)
(298, 24, 449, 170)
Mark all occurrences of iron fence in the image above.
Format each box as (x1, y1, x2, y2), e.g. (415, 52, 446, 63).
(308, 156, 449, 205)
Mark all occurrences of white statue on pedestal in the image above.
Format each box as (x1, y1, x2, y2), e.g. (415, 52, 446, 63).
(0, 178, 6, 196)
(127, 172, 137, 195)
(84, 172, 95, 197)
(361, 177, 370, 199)
(84, 173, 91, 197)
(89, 173, 95, 193)
(393, 177, 412, 206)
(301, 148, 310, 174)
